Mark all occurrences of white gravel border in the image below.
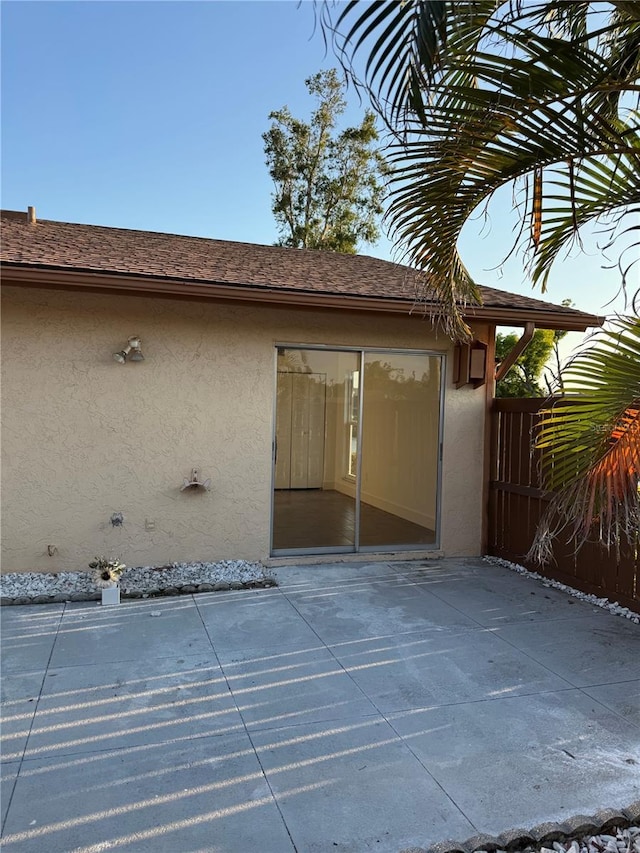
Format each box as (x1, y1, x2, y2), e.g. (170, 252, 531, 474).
(484, 556, 640, 624)
(0, 560, 274, 603)
(533, 827, 639, 853)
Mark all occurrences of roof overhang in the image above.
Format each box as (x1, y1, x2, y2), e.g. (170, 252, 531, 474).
(1, 264, 604, 333)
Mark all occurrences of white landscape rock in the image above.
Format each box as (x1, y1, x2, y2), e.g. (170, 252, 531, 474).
(484, 556, 640, 624)
(0, 560, 273, 603)
(408, 820, 640, 853)
(536, 829, 639, 853)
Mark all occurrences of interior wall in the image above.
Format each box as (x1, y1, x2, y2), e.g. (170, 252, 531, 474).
(360, 354, 440, 530)
(1, 285, 488, 571)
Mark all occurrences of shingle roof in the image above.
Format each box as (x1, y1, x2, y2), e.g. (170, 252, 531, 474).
(0, 210, 601, 328)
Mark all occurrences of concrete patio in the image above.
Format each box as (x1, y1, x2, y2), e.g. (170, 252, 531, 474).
(1, 558, 639, 853)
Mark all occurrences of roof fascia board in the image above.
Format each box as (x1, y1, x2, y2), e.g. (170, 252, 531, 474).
(1, 265, 603, 332)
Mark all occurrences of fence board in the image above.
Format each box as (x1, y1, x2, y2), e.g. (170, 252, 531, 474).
(618, 538, 638, 600)
(488, 398, 639, 614)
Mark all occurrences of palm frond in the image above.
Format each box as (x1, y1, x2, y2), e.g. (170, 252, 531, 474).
(324, 1, 500, 128)
(322, 0, 640, 339)
(528, 153, 640, 293)
(529, 317, 640, 563)
(382, 47, 639, 332)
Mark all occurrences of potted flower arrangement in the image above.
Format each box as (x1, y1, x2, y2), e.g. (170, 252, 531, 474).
(89, 556, 126, 605)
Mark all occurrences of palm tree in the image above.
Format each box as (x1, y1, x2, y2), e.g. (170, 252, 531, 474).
(321, 0, 640, 339)
(321, 0, 640, 556)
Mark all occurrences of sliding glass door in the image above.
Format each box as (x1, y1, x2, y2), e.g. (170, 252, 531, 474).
(271, 347, 442, 555)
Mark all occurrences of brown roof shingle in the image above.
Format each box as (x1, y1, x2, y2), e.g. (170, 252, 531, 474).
(0, 210, 602, 329)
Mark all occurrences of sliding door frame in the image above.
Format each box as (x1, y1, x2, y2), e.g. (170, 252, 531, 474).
(270, 343, 446, 557)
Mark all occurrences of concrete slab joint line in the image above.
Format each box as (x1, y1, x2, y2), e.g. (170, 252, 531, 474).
(399, 801, 640, 853)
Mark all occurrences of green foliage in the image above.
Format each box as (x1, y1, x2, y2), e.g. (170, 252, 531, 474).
(322, 2, 640, 338)
(544, 299, 574, 394)
(530, 317, 640, 562)
(496, 329, 555, 397)
(263, 69, 387, 253)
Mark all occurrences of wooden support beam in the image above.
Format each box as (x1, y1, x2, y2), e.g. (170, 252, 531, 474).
(495, 321, 535, 383)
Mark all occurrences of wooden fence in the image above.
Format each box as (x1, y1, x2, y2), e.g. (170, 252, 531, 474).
(488, 398, 639, 614)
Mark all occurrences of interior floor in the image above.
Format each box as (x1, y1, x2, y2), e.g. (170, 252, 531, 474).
(272, 488, 436, 551)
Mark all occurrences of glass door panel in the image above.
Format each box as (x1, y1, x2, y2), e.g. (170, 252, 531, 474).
(272, 348, 360, 552)
(358, 353, 441, 548)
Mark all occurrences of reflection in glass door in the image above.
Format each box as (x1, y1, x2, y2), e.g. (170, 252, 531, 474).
(271, 347, 442, 554)
(359, 352, 440, 549)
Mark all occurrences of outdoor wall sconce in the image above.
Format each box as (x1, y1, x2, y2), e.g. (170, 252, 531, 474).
(181, 469, 212, 492)
(113, 336, 144, 363)
(453, 340, 488, 389)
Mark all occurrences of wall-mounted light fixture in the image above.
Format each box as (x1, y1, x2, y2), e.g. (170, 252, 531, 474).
(113, 336, 144, 364)
(453, 340, 488, 389)
(181, 469, 212, 492)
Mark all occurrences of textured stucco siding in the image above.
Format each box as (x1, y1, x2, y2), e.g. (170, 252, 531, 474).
(1, 286, 488, 572)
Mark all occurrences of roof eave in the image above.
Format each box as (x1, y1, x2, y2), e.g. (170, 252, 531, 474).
(462, 303, 604, 331)
(0, 264, 604, 332)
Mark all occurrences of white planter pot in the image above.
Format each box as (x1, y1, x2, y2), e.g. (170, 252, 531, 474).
(101, 586, 121, 606)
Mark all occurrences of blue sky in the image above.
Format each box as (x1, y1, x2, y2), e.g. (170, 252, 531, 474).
(1, 0, 634, 331)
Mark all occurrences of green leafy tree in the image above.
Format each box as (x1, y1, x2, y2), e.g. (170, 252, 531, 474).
(496, 329, 555, 398)
(263, 69, 387, 253)
(320, 1, 640, 555)
(544, 299, 574, 395)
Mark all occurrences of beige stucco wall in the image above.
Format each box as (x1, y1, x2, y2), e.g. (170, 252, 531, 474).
(1, 285, 489, 572)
